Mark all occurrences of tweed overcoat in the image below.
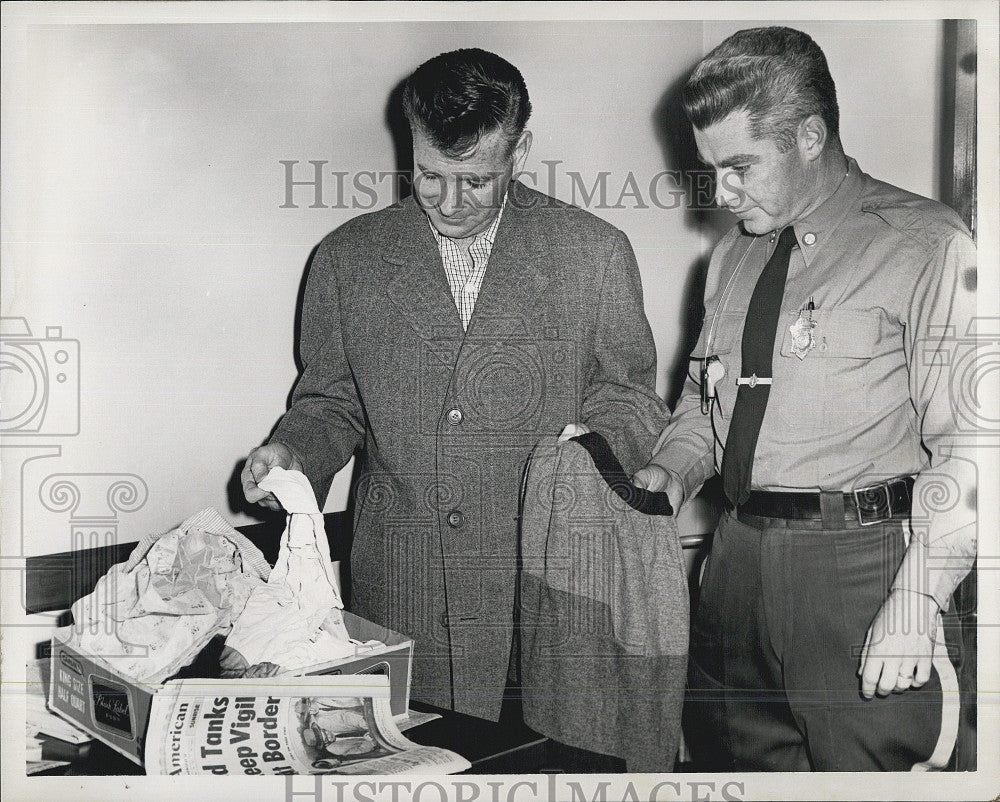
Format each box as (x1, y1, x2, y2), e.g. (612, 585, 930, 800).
(271, 180, 668, 720)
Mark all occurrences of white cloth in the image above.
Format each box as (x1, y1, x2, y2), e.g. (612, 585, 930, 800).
(65, 509, 269, 683)
(224, 467, 356, 670)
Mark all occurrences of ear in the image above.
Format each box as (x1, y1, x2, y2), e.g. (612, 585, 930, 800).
(797, 114, 827, 162)
(511, 130, 532, 174)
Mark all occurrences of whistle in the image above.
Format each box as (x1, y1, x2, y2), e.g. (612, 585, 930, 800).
(700, 356, 725, 413)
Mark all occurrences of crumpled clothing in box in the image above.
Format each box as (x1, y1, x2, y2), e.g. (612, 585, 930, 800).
(65, 508, 270, 683)
(223, 467, 358, 674)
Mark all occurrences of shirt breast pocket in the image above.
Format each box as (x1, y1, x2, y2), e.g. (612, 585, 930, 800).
(775, 308, 887, 427)
(692, 311, 744, 360)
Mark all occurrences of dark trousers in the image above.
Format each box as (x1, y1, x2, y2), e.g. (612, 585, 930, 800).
(684, 510, 969, 771)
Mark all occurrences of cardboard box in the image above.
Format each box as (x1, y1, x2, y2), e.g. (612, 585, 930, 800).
(48, 611, 413, 766)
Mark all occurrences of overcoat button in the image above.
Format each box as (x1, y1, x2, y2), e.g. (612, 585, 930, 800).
(447, 510, 464, 528)
(447, 408, 463, 425)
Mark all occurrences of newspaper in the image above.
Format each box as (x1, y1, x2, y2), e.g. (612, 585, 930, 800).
(144, 674, 470, 775)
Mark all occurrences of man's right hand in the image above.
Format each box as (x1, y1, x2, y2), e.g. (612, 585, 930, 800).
(241, 443, 303, 511)
(632, 463, 683, 512)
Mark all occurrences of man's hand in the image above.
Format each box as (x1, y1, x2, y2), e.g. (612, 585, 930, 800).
(632, 463, 683, 512)
(859, 588, 940, 699)
(241, 443, 303, 511)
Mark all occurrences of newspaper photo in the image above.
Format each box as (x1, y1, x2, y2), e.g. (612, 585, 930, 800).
(144, 675, 469, 775)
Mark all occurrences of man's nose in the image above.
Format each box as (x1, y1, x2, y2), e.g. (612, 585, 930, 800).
(428, 179, 460, 217)
(715, 169, 743, 209)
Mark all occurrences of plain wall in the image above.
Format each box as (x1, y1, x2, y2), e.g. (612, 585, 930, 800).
(2, 19, 947, 558)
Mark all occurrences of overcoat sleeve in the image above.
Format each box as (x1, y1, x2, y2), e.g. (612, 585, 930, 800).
(581, 230, 669, 475)
(270, 234, 366, 506)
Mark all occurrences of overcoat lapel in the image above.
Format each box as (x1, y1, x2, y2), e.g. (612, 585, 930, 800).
(465, 183, 552, 341)
(382, 184, 552, 352)
(383, 198, 464, 364)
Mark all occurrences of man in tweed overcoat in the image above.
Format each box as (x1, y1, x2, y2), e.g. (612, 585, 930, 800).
(243, 48, 667, 726)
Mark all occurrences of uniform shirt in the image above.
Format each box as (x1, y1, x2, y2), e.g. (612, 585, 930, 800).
(649, 158, 977, 610)
(429, 201, 505, 329)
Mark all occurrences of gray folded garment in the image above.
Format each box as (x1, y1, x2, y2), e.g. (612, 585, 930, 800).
(518, 432, 689, 773)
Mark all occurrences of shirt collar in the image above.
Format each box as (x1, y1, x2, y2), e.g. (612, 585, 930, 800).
(785, 156, 865, 267)
(428, 196, 507, 251)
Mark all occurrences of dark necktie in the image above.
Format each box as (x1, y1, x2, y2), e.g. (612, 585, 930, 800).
(721, 226, 797, 507)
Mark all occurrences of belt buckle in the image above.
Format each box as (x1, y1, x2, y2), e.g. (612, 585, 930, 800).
(853, 483, 892, 527)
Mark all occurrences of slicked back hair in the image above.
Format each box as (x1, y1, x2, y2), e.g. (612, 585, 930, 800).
(683, 27, 839, 152)
(401, 48, 532, 158)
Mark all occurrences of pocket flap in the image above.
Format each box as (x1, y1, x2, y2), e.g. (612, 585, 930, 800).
(692, 311, 744, 358)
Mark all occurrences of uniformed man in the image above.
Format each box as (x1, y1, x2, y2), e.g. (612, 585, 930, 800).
(241, 48, 667, 770)
(634, 26, 976, 771)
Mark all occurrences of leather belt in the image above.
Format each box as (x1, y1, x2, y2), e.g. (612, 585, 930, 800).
(738, 477, 915, 527)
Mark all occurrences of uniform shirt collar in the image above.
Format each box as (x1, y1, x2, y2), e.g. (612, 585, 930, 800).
(785, 156, 865, 267)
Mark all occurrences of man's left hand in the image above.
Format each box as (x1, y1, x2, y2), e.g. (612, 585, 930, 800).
(859, 588, 939, 699)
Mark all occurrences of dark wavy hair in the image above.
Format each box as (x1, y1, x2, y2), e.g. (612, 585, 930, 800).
(401, 48, 532, 157)
(683, 27, 839, 152)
